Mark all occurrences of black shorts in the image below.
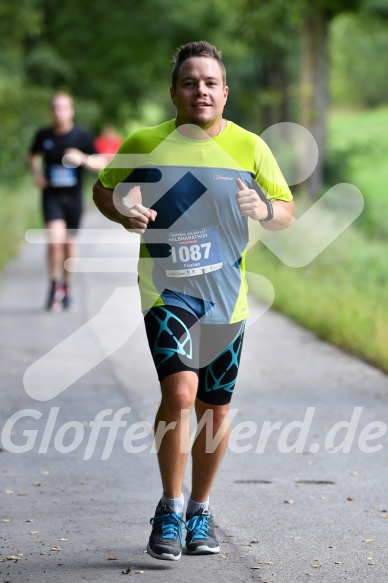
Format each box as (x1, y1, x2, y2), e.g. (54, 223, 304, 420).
(42, 191, 83, 230)
(144, 305, 245, 405)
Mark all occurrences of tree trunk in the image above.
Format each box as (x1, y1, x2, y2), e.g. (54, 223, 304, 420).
(299, 11, 329, 196)
(261, 57, 291, 131)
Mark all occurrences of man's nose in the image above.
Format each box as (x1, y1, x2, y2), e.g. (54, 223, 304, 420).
(195, 82, 208, 95)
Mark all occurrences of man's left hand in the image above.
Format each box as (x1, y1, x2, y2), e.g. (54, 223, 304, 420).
(235, 178, 270, 221)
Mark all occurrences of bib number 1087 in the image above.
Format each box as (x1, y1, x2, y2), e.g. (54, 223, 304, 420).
(170, 243, 211, 263)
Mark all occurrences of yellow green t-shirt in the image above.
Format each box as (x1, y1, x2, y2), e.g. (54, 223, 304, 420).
(99, 119, 292, 323)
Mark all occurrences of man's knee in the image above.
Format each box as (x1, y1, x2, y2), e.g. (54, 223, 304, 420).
(196, 400, 230, 424)
(160, 371, 198, 412)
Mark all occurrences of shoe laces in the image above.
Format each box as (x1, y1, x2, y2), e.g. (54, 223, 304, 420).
(186, 513, 210, 539)
(150, 510, 185, 542)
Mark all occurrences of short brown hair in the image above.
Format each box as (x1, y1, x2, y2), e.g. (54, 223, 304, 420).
(50, 92, 74, 108)
(171, 41, 226, 88)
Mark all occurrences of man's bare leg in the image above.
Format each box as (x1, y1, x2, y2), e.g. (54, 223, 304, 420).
(46, 219, 66, 282)
(147, 370, 198, 561)
(63, 235, 76, 286)
(45, 220, 66, 310)
(191, 399, 230, 502)
(154, 370, 198, 499)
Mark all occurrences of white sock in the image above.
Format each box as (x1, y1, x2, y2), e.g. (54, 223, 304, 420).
(160, 492, 184, 514)
(186, 496, 209, 515)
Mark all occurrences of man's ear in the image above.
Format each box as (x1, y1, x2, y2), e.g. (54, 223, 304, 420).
(170, 86, 176, 104)
(224, 85, 229, 105)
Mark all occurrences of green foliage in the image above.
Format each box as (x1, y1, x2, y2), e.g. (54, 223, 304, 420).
(330, 13, 388, 106)
(328, 106, 388, 238)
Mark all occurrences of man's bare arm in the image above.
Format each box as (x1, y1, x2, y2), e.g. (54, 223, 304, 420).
(28, 153, 48, 189)
(260, 199, 294, 231)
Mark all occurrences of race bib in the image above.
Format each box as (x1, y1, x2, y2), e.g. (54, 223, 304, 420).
(165, 226, 223, 278)
(48, 165, 78, 187)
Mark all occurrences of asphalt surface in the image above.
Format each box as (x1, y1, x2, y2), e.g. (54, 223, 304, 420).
(1, 209, 387, 583)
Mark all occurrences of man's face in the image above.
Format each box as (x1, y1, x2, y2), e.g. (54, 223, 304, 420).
(51, 95, 74, 126)
(170, 57, 228, 130)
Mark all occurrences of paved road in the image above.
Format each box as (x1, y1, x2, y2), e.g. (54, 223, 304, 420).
(1, 210, 387, 583)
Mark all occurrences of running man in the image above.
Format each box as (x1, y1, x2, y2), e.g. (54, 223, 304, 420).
(93, 41, 294, 560)
(29, 92, 99, 311)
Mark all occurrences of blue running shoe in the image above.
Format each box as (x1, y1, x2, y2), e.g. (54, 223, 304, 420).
(185, 508, 220, 555)
(147, 502, 185, 561)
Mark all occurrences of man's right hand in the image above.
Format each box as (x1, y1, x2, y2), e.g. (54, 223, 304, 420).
(120, 185, 157, 234)
(93, 179, 157, 233)
(122, 205, 157, 234)
(34, 174, 48, 189)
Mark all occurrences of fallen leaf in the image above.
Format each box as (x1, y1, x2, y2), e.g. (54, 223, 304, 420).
(382, 515, 388, 519)
(334, 562, 344, 564)
(135, 571, 144, 574)
(259, 561, 273, 565)
(51, 546, 61, 551)
(42, 470, 50, 475)
(5, 490, 14, 495)
(106, 557, 118, 560)
(30, 531, 40, 535)
(40, 552, 47, 555)
(284, 499, 294, 504)
(2, 519, 11, 522)
(122, 567, 132, 574)
(311, 564, 320, 568)
(59, 538, 68, 541)
(32, 482, 42, 487)
(362, 539, 374, 543)
(5, 556, 21, 561)
(250, 566, 261, 569)
(347, 496, 353, 501)
(17, 492, 28, 496)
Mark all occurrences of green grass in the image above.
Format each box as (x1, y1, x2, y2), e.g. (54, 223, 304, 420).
(0, 178, 42, 270)
(247, 105, 388, 372)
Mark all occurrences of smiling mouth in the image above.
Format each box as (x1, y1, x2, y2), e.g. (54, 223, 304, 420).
(192, 103, 211, 108)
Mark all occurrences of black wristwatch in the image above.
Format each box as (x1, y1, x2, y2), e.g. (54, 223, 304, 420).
(259, 200, 274, 223)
